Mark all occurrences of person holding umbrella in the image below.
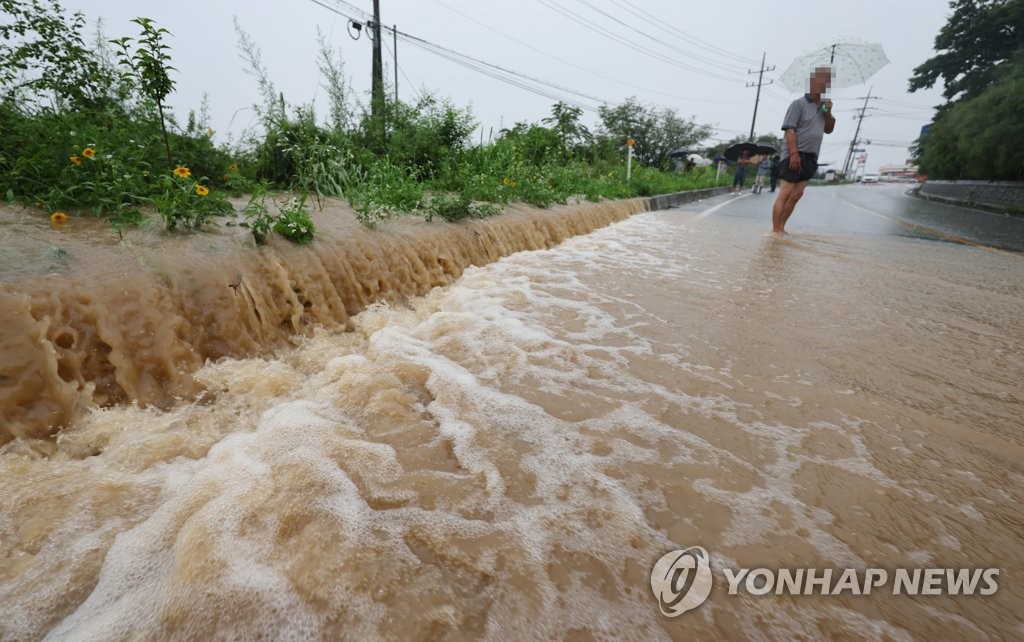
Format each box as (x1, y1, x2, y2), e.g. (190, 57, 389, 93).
(771, 66, 835, 233)
(732, 148, 752, 194)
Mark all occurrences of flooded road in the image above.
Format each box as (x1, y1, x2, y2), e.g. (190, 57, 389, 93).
(1, 192, 1022, 640)
(726, 181, 1024, 252)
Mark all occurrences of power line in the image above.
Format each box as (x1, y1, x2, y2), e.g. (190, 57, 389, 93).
(394, 29, 607, 108)
(424, 0, 739, 104)
(308, 0, 607, 110)
(530, 0, 746, 84)
(568, 0, 751, 77)
(613, 0, 760, 66)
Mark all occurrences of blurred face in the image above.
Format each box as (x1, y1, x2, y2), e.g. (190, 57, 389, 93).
(808, 67, 832, 95)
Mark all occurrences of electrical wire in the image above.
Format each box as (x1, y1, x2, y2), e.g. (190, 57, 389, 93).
(568, 0, 753, 76)
(308, 0, 607, 110)
(614, 0, 761, 66)
(425, 0, 746, 104)
(531, 0, 747, 83)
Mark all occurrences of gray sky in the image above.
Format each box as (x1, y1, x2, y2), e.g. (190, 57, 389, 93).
(66, 1, 951, 173)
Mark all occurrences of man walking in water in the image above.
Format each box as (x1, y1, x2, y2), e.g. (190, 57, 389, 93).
(771, 67, 835, 233)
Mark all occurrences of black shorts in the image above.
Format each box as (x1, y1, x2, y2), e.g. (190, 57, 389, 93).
(778, 152, 818, 183)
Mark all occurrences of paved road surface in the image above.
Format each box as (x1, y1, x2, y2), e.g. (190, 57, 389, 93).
(707, 182, 1023, 253)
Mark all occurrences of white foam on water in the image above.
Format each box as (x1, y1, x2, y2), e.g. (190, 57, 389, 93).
(4, 204, 1021, 639)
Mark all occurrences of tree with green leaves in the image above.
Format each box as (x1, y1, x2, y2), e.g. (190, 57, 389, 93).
(111, 18, 178, 167)
(542, 102, 592, 158)
(0, 0, 114, 109)
(596, 97, 712, 170)
(910, 0, 1024, 179)
(909, 0, 1024, 104)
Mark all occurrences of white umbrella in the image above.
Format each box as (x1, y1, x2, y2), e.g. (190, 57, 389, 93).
(777, 38, 889, 93)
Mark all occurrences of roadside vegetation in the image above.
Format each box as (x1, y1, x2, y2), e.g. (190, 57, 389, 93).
(909, 0, 1023, 181)
(0, 1, 722, 245)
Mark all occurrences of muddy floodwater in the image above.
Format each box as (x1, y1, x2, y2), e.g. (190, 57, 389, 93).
(1, 195, 1022, 640)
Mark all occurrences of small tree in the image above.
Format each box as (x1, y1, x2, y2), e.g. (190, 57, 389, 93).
(111, 18, 177, 167)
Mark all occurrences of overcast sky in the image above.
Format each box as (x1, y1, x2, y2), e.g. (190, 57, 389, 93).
(64, 1, 952, 173)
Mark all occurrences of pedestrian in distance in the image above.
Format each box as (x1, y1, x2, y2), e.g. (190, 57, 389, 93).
(732, 149, 751, 194)
(754, 156, 771, 194)
(769, 154, 781, 192)
(771, 66, 836, 233)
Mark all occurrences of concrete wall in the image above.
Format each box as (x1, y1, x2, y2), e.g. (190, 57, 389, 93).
(646, 186, 731, 211)
(919, 180, 1024, 210)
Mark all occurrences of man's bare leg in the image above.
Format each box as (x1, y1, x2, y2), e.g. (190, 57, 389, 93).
(779, 181, 807, 229)
(771, 180, 807, 233)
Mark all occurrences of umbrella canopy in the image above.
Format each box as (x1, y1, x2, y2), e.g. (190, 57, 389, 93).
(777, 38, 889, 93)
(756, 144, 777, 156)
(668, 148, 692, 158)
(724, 142, 759, 161)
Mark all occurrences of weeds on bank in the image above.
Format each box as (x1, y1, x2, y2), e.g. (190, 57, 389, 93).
(239, 184, 315, 245)
(3, 2, 720, 242)
(151, 166, 233, 230)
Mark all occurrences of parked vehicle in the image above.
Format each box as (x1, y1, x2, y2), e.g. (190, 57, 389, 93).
(861, 174, 880, 183)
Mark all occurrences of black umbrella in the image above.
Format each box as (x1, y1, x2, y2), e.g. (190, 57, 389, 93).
(724, 141, 759, 161)
(668, 148, 692, 158)
(756, 144, 777, 156)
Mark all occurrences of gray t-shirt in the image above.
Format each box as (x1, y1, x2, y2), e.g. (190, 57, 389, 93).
(780, 94, 827, 161)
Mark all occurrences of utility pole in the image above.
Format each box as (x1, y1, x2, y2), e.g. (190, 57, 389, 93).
(842, 88, 881, 178)
(370, 0, 384, 141)
(747, 52, 775, 141)
(393, 24, 398, 104)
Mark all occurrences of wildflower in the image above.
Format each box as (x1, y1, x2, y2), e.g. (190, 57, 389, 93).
(195, 184, 209, 196)
(510, 180, 517, 188)
(228, 163, 238, 172)
(50, 212, 69, 223)
(222, 174, 229, 181)
(173, 166, 191, 179)
(70, 155, 82, 165)
(502, 177, 511, 186)
(82, 147, 96, 158)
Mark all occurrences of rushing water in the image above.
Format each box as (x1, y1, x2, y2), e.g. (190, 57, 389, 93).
(1, 196, 1022, 640)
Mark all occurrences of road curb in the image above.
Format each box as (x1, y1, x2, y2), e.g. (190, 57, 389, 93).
(646, 186, 732, 211)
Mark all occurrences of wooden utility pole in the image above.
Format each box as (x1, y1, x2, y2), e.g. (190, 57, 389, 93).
(747, 52, 774, 141)
(842, 88, 880, 178)
(371, 0, 384, 141)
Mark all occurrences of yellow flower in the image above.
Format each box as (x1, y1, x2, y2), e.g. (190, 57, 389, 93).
(195, 184, 209, 196)
(228, 163, 238, 172)
(50, 212, 68, 223)
(82, 147, 96, 158)
(510, 180, 517, 187)
(502, 177, 510, 186)
(173, 166, 191, 179)
(70, 155, 82, 165)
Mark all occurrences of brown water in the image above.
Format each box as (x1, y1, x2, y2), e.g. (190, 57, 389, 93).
(1, 198, 1022, 640)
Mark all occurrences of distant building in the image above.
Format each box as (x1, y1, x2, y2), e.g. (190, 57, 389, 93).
(878, 163, 918, 181)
